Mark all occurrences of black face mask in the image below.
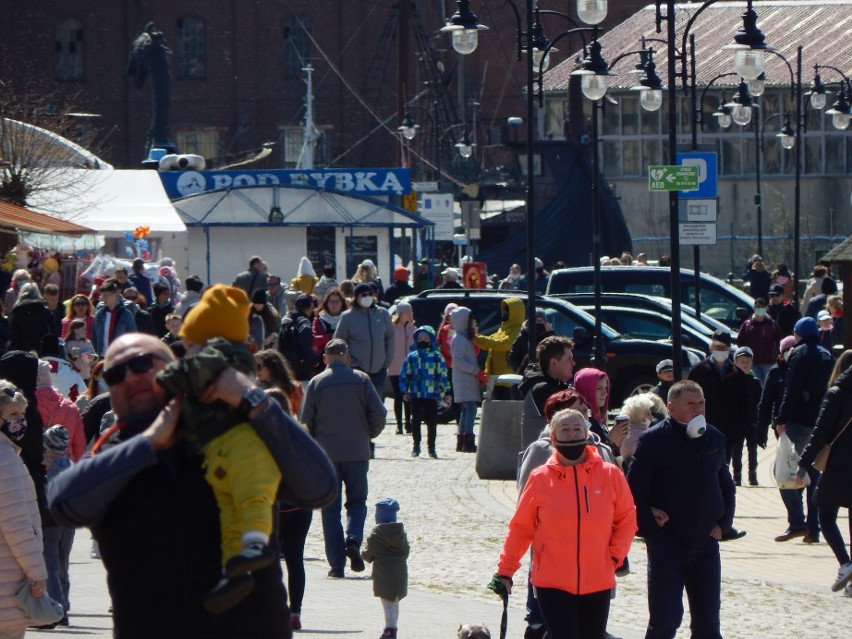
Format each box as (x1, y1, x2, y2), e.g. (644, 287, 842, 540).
(554, 439, 586, 461)
(417, 342, 430, 350)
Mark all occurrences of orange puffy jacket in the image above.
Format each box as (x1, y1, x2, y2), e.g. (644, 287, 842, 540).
(497, 446, 636, 595)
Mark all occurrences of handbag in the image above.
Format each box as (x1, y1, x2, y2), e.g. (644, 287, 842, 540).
(14, 580, 63, 626)
(811, 414, 852, 473)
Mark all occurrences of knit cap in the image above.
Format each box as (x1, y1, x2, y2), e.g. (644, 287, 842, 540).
(180, 284, 250, 344)
(43, 424, 69, 455)
(793, 317, 819, 340)
(375, 497, 400, 524)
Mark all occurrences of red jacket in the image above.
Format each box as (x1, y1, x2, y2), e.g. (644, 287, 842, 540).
(497, 447, 636, 595)
(35, 386, 86, 462)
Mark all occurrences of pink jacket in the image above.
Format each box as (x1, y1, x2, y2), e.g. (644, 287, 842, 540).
(497, 447, 636, 595)
(35, 386, 86, 462)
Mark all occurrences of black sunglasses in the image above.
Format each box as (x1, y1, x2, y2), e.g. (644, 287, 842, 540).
(103, 354, 167, 386)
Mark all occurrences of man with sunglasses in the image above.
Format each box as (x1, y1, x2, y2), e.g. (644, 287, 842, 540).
(47, 334, 290, 637)
(91, 278, 138, 357)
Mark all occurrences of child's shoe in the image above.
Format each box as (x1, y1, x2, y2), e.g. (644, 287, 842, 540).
(202, 574, 255, 614)
(380, 628, 397, 639)
(225, 541, 275, 577)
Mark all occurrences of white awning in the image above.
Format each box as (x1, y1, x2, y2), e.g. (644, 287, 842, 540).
(173, 185, 431, 228)
(28, 169, 187, 235)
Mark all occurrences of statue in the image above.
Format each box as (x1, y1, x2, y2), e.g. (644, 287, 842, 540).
(127, 22, 176, 159)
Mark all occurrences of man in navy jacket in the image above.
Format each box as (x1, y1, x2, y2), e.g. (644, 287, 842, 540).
(627, 380, 736, 639)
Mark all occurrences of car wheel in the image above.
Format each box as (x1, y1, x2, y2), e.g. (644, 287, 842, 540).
(614, 374, 658, 406)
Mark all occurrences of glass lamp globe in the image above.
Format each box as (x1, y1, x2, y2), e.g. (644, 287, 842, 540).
(734, 49, 765, 81)
(577, 0, 607, 26)
(640, 89, 663, 112)
(832, 112, 851, 130)
(778, 133, 795, 149)
(532, 48, 550, 73)
(810, 92, 827, 110)
(452, 29, 479, 55)
(401, 126, 417, 141)
(581, 74, 608, 101)
(747, 77, 765, 97)
(732, 104, 752, 126)
(717, 112, 733, 128)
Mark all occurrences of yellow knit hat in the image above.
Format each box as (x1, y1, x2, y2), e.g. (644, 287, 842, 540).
(179, 284, 250, 344)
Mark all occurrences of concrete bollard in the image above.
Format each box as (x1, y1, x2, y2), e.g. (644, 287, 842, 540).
(476, 397, 524, 480)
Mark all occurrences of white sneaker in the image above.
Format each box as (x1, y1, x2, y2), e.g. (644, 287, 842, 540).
(832, 561, 852, 592)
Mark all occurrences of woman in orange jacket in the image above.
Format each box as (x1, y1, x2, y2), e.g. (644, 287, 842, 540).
(494, 408, 636, 639)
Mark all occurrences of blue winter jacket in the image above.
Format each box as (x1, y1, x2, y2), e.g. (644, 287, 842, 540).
(399, 326, 450, 400)
(92, 299, 139, 356)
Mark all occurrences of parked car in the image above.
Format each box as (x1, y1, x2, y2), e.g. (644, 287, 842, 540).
(576, 305, 713, 351)
(404, 289, 704, 404)
(555, 292, 737, 342)
(545, 266, 754, 329)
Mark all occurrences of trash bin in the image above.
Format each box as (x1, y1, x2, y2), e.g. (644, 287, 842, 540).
(476, 374, 524, 480)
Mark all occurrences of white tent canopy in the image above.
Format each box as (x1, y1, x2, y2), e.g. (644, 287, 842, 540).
(173, 185, 429, 228)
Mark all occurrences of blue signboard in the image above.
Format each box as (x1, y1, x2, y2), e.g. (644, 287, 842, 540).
(676, 152, 717, 199)
(159, 168, 411, 200)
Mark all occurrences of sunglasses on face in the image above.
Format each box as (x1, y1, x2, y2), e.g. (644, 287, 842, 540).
(103, 353, 167, 386)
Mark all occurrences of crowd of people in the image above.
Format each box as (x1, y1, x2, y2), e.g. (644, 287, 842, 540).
(0, 251, 850, 639)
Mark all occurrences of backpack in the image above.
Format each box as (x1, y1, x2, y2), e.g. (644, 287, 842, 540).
(277, 314, 307, 370)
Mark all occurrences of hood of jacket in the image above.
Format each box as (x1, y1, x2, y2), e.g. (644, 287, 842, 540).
(412, 325, 437, 349)
(573, 368, 609, 424)
(371, 522, 407, 549)
(835, 367, 852, 392)
(501, 298, 525, 331)
(296, 257, 316, 277)
(449, 306, 471, 335)
(0, 350, 39, 395)
(519, 365, 551, 395)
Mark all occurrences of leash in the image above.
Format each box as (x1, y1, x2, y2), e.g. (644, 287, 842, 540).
(487, 574, 509, 639)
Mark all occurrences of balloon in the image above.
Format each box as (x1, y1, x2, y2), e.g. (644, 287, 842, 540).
(42, 257, 59, 273)
(124, 231, 134, 243)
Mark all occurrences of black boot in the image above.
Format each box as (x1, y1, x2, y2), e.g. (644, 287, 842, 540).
(456, 433, 464, 452)
(464, 433, 477, 453)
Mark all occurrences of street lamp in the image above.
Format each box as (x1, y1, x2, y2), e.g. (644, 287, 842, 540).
(397, 112, 419, 141)
(631, 51, 666, 112)
(656, 0, 776, 378)
(726, 81, 755, 126)
(454, 130, 475, 158)
(444, 0, 606, 366)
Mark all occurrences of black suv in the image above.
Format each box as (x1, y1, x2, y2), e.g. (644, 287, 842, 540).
(545, 266, 754, 329)
(404, 289, 703, 404)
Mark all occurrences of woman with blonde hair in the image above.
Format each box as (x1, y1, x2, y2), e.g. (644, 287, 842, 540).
(620, 394, 660, 462)
(0, 379, 50, 637)
(61, 295, 95, 339)
(351, 260, 383, 298)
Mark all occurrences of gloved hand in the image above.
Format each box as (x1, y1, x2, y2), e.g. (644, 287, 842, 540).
(487, 573, 511, 599)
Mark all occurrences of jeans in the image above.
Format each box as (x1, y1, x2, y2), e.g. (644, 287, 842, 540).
(535, 587, 610, 639)
(752, 363, 773, 387)
(278, 508, 313, 614)
(818, 505, 852, 566)
(368, 369, 387, 398)
(731, 423, 758, 481)
(645, 535, 722, 639)
(321, 460, 369, 571)
(458, 401, 477, 435)
(778, 422, 820, 537)
(43, 524, 75, 611)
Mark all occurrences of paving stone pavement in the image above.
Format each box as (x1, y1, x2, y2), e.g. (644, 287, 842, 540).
(40, 403, 850, 638)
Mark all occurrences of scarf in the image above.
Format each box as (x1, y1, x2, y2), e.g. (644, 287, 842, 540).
(319, 310, 342, 331)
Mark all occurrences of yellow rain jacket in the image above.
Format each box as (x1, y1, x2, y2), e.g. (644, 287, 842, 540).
(475, 298, 524, 376)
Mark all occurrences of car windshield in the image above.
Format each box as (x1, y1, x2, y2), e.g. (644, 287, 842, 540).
(542, 300, 619, 340)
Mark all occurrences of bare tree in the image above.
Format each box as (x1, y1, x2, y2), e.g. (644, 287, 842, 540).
(0, 51, 108, 212)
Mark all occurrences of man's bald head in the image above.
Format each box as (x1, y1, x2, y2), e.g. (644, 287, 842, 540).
(104, 334, 175, 419)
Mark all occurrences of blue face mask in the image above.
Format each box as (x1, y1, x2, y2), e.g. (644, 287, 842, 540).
(1, 417, 28, 443)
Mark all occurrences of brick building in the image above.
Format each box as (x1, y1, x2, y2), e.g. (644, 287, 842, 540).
(0, 0, 646, 172)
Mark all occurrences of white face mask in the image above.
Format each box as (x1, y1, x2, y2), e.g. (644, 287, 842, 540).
(686, 414, 707, 438)
(754, 308, 767, 317)
(358, 296, 373, 309)
(711, 349, 730, 363)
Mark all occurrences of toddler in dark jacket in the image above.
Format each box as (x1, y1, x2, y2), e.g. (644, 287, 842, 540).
(362, 498, 409, 639)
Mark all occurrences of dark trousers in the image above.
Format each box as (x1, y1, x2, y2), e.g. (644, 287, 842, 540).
(731, 424, 758, 480)
(818, 504, 852, 566)
(645, 536, 722, 639)
(278, 508, 313, 614)
(410, 397, 438, 449)
(389, 375, 411, 432)
(535, 587, 610, 639)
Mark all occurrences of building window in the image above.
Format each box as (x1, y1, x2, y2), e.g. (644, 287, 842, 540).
(177, 17, 205, 78)
(55, 19, 84, 81)
(284, 17, 312, 78)
(176, 129, 220, 161)
(278, 125, 329, 168)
